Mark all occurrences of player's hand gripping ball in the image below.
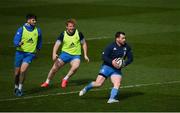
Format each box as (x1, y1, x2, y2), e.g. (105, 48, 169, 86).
(115, 58, 124, 68)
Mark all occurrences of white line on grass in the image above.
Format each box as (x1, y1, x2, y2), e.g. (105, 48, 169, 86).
(0, 80, 180, 102)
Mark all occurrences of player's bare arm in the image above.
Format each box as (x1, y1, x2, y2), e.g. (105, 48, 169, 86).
(52, 41, 61, 61)
(82, 40, 89, 62)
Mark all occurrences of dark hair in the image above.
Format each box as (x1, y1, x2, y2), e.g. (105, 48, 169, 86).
(26, 14, 37, 20)
(115, 31, 125, 38)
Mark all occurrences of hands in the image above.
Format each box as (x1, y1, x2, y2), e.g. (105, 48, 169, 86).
(84, 55, 90, 63)
(19, 41, 24, 46)
(112, 58, 121, 69)
(52, 53, 58, 61)
(34, 49, 40, 59)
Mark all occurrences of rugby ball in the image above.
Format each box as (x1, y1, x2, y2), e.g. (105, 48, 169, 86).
(115, 58, 123, 67)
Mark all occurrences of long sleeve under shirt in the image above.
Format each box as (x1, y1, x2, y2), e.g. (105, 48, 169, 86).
(13, 23, 42, 50)
(102, 42, 133, 69)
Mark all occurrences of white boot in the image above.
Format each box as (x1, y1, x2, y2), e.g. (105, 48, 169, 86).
(107, 99, 119, 103)
(79, 88, 87, 96)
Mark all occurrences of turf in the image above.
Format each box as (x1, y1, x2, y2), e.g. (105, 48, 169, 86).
(0, 0, 180, 112)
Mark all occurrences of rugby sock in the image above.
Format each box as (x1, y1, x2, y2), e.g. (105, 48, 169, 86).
(15, 74, 19, 85)
(110, 88, 119, 99)
(84, 82, 93, 91)
(63, 76, 69, 80)
(45, 79, 50, 84)
(18, 84, 23, 91)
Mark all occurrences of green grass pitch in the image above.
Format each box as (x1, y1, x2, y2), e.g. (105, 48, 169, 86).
(0, 0, 180, 112)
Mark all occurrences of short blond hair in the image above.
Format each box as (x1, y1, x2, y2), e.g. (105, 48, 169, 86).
(65, 18, 76, 26)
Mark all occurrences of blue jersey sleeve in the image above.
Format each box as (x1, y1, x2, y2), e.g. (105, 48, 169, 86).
(124, 45, 133, 66)
(13, 27, 23, 47)
(36, 28, 42, 50)
(102, 44, 113, 66)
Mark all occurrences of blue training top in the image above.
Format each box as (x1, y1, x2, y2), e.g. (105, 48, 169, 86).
(13, 23, 42, 50)
(102, 42, 133, 69)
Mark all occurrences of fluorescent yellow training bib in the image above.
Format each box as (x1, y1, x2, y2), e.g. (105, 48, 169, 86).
(61, 29, 81, 55)
(17, 26, 38, 53)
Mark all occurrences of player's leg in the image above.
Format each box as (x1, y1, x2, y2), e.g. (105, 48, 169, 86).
(79, 65, 111, 96)
(17, 53, 35, 96)
(18, 62, 29, 89)
(61, 59, 80, 88)
(14, 68, 20, 87)
(41, 59, 65, 87)
(107, 74, 122, 103)
(79, 75, 106, 96)
(87, 75, 106, 88)
(15, 62, 30, 96)
(47, 59, 65, 81)
(14, 51, 23, 95)
(14, 67, 20, 94)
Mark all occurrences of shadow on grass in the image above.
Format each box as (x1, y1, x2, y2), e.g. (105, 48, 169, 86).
(81, 90, 144, 101)
(119, 91, 144, 100)
(25, 79, 94, 95)
(69, 78, 94, 86)
(26, 85, 58, 95)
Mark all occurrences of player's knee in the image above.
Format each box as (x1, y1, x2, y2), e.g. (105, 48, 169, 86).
(20, 69, 27, 74)
(20, 71, 26, 76)
(52, 66, 58, 73)
(71, 66, 79, 73)
(73, 64, 79, 69)
(20, 65, 29, 73)
(55, 60, 63, 67)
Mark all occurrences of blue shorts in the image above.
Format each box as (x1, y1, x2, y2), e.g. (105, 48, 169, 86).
(59, 52, 81, 63)
(14, 51, 35, 67)
(99, 65, 122, 78)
